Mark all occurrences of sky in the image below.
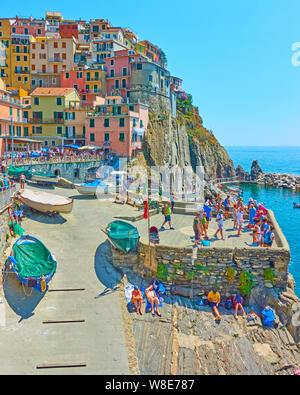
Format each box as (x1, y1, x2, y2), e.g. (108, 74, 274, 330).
(2, 0, 300, 146)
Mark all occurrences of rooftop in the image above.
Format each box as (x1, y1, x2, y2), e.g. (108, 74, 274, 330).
(31, 87, 76, 96)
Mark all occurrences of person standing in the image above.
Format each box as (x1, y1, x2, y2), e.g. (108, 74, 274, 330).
(214, 209, 224, 240)
(160, 202, 174, 230)
(204, 202, 212, 228)
(193, 212, 202, 246)
(223, 195, 231, 219)
(237, 207, 244, 237)
(19, 172, 26, 190)
(170, 191, 176, 213)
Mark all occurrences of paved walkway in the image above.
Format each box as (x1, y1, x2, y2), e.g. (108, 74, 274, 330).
(0, 186, 134, 374)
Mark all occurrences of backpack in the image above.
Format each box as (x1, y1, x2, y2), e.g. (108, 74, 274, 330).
(225, 298, 233, 310)
(262, 308, 276, 327)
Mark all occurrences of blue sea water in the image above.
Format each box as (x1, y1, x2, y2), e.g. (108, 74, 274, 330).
(226, 146, 300, 297)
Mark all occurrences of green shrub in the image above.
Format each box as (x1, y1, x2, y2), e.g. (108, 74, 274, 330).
(264, 268, 276, 286)
(185, 270, 197, 280)
(156, 262, 168, 280)
(226, 266, 236, 284)
(239, 270, 255, 296)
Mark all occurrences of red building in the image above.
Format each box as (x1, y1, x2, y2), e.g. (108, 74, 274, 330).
(59, 23, 79, 38)
(11, 17, 45, 37)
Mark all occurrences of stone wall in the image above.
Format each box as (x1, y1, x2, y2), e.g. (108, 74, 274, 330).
(17, 160, 102, 183)
(110, 209, 291, 299)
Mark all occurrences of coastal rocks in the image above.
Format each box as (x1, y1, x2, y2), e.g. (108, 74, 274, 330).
(255, 172, 300, 191)
(235, 164, 250, 181)
(250, 160, 263, 181)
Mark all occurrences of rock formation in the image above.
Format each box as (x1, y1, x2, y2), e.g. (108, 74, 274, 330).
(140, 99, 236, 181)
(236, 164, 250, 181)
(251, 160, 263, 181)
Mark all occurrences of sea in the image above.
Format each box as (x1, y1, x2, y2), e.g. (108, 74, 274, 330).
(226, 146, 300, 297)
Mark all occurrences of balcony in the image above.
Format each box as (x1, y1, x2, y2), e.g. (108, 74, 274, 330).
(48, 58, 63, 63)
(14, 69, 30, 74)
(31, 118, 64, 124)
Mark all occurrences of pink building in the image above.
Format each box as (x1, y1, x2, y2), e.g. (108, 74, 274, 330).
(0, 80, 41, 158)
(105, 49, 141, 99)
(61, 68, 85, 92)
(86, 96, 149, 158)
(11, 17, 45, 36)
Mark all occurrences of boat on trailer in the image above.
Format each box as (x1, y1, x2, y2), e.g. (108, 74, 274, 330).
(8, 235, 57, 293)
(16, 189, 73, 214)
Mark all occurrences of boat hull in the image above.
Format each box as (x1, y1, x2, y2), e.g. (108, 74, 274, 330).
(31, 174, 59, 185)
(17, 191, 73, 214)
(74, 184, 98, 195)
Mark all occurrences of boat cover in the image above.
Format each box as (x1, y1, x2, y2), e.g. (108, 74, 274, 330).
(8, 165, 31, 177)
(32, 171, 57, 178)
(12, 237, 56, 279)
(83, 179, 107, 187)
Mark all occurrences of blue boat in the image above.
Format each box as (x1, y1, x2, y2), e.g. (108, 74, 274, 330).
(8, 235, 57, 293)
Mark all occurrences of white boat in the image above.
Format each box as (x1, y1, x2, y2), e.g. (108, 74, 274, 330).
(74, 179, 109, 195)
(16, 189, 73, 214)
(30, 170, 59, 185)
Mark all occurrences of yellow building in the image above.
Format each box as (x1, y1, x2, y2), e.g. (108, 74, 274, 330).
(30, 87, 84, 147)
(84, 68, 106, 95)
(10, 34, 31, 91)
(0, 19, 13, 87)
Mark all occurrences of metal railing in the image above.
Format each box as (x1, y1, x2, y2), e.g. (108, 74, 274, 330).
(0, 185, 16, 212)
(4, 155, 102, 167)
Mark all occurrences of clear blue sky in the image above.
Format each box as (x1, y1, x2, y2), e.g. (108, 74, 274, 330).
(2, 0, 300, 146)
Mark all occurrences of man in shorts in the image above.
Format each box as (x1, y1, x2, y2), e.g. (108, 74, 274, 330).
(214, 209, 224, 240)
(223, 195, 231, 219)
(193, 212, 202, 246)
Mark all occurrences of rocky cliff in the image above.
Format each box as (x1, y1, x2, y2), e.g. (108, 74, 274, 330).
(139, 95, 235, 180)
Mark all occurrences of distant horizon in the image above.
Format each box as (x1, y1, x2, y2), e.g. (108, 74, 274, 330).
(225, 145, 300, 148)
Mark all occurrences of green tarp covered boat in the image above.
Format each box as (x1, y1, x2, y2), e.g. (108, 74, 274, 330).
(8, 235, 57, 292)
(8, 165, 31, 178)
(105, 220, 140, 253)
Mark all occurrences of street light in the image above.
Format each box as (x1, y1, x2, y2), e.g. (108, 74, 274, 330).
(11, 115, 14, 167)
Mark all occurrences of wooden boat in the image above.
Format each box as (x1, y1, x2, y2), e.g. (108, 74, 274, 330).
(30, 170, 59, 185)
(16, 189, 73, 214)
(8, 235, 57, 293)
(74, 179, 109, 195)
(105, 220, 140, 253)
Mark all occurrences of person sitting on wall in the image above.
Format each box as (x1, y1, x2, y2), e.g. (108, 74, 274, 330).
(145, 282, 161, 317)
(130, 285, 143, 315)
(207, 288, 221, 321)
(233, 293, 246, 319)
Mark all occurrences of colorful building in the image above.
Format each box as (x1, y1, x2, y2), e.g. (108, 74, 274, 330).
(105, 49, 141, 99)
(30, 36, 77, 89)
(0, 78, 42, 157)
(10, 17, 46, 37)
(11, 34, 31, 91)
(86, 96, 148, 158)
(30, 87, 83, 147)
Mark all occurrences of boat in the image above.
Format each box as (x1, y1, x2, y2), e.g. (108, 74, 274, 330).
(8, 235, 57, 293)
(74, 179, 109, 195)
(16, 189, 74, 214)
(8, 165, 31, 180)
(105, 220, 140, 253)
(30, 169, 59, 185)
(293, 202, 300, 208)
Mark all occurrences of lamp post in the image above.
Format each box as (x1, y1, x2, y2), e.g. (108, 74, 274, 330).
(11, 115, 14, 167)
(5, 121, 8, 169)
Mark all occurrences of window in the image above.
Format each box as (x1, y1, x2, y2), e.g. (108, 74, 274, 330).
(16, 56, 20, 62)
(82, 95, 86, 101)
(32, 53, 35, 59)
(104, 133, 109, 141)
(122, 67, 127, 76)
(52, 141, 56, 147)
(56, 97, 62, 105)
(115, 80, 119, 89)
(110, 59, 114, 66)
(129, 105, 134, 112)
(140, 120, 143, 128)
(24, 127, 29, 136)
(119, 132, 125, 142)
(65, 72, 69, 79)
(57, 126, 62, 135)
(62, 53, 66, 60)
(83, 126, 85, 136)
(104, 119, 109, 127)
(62, 42, 66, 49)
(85, 84, 89, 90)
(137, 63, 142, 70)
(90, 133, 95, 142)
(74, 84, 78, 90)
(54, 42, 58, 48)
(74, 168, 80, 178)
(89, 119, 95, 128)
(24, 56, 27, 61)
(119, 118, 125, 127)
(24, 28, 28, 35)
(149, 75, 152, 82)
(17, 76, 21, 81)
(122, 79, 126, 88)
(110, 69, 114, 77)
(34, 97, 39, 105)
(37, 29, 41, 35)
(12, 27, 16, 33)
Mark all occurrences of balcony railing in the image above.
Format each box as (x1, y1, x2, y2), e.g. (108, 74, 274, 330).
(31, 118, 64, 124)
(48, 58, 63, 63)
(14, 70, 30, 74)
